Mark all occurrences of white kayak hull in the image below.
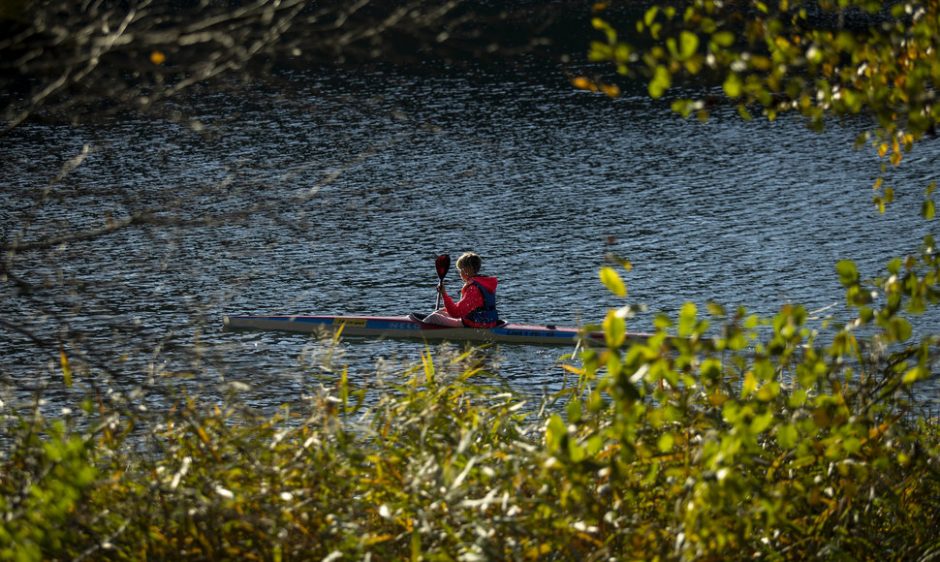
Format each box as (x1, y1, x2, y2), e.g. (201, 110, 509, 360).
(222, 314, 632, 347)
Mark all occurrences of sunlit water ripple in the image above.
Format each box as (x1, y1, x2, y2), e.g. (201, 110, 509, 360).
(2, 63, 938, 409)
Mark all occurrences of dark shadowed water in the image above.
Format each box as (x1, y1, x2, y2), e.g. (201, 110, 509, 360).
(2, 62, 938, 409)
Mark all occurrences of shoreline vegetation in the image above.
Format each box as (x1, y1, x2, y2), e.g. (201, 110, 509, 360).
(1, 201, 938, 547)
(2, 257, 938, 560)
(2, 0, 939, 559)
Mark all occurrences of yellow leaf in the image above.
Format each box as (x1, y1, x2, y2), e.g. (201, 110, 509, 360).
(708, 390, 729, 406)
(60, 347, 72, 387)
(658, 432, 675, 452)
(421, 349, 435, 383)
(902, 366, 927, 384)
(149, 526, 167, 542)
(756, 381, 781, 401)
(890, 149, 902, 166)
(196, 426, 211, 446)
(364, 534, 394, 545)
(561, 364, 586, 376)
(526, 543, 553, 559)
(599, 266, 626, 297)
(867, 422, 890, 442)
(742, 371, 757, 397)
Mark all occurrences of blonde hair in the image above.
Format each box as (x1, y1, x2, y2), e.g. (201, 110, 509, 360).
(456, 252, 482, 276)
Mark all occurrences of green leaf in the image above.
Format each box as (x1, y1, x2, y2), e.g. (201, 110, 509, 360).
(836, 260, 859, 287)
(788, 388, 808, 408)
(411, 531, 421, 562)
(614, 43, 632, 63)
(599, 266, 626, 297)
(589, 41, 612, 61)
(587, 390, 604, 412)
(568, 439, 586, 462)
(922, 199, 935, 220)
(545, 414, 567, 452)
(566, 398, 582, 423)
(706, 302, 726, 316)
(603, 309, 627, 348)
(846, 285, 872, 306)
(886, 317, 912, 342)
(751, 411, 774, 434)
(671, 98, 696, 117)
(843, 437, 861, 455)
(649, 65, 671, 98)
(756, 381, 780, 401)
(700, 357, 722, 382)
(679, 31, 699, 59)
(741, 371, 757, 398)
(606, 348, 622, 376)
(711, 31, 734, 47)
(776, 424, 798, 449)
(657, 432, 675, 452)
(592, 17, 617, 42)
(723, 73, 743, 98)
(650, 22, 663, 40)
(678, 302, 697, 337)
(700, 17, 717, 34)
(653, 314, 672, 330)
(586, 435, 604, 456)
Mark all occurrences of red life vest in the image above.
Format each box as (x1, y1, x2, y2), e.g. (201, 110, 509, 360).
(465, 278, 499, 327)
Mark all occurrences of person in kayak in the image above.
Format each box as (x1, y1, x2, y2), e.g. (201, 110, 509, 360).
(422, 252, 500, 328)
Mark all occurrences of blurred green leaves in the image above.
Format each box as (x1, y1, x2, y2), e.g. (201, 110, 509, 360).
(589, 0, 940, 212)
(1, 254, 938, 561)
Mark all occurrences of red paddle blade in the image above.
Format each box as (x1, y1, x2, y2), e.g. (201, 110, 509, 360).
(435, 254, 451, 279)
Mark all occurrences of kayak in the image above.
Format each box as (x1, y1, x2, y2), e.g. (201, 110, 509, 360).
(222, 313, 634, 347)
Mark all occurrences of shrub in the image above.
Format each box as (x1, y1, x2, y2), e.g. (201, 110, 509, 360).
(1, 247, 938, 561)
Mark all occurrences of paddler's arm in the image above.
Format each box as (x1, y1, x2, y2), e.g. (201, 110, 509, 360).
(440, 282, 483, 319)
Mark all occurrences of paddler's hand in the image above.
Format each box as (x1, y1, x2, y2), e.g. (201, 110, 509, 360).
(437, 282, 445, 294)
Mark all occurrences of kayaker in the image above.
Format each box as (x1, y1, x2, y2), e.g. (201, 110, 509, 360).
(422, 252, 500, 328)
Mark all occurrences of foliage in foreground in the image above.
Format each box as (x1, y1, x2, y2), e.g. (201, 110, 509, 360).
(2, 243, 940, 562)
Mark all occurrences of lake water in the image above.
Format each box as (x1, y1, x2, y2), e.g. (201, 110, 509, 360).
(2, 61, 938, 410)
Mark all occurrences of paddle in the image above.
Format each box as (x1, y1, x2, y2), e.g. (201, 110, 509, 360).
(434, 254, 450, 310)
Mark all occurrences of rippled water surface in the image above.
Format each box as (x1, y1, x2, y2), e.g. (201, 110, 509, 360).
(3, 63, 939, 406)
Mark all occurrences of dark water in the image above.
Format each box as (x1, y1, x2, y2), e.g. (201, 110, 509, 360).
(2, 63, 938, 408)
